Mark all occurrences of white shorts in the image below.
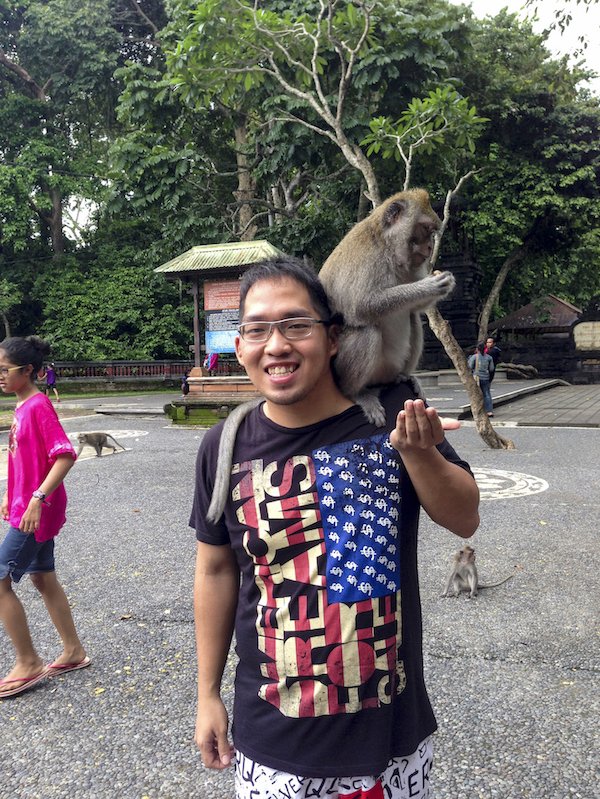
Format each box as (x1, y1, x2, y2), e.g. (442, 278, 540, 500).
(234, 737, 433, 799)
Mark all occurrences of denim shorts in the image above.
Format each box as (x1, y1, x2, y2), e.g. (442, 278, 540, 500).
(0, 526, 55, 583)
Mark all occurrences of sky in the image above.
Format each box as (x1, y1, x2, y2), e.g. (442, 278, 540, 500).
(448, 0, 600, 94)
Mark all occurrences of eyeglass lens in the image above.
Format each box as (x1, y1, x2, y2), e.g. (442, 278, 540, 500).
(240, 317, 321, 342)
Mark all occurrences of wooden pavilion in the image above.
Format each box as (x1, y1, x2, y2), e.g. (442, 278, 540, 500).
(154, 240, 280, 410)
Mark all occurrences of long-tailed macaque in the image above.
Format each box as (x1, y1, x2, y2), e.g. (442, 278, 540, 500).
(319, 188, 454, 425)
(76, 432, 125, 457)
(442, 546, 514, 599)
(206, 189, 455, 522)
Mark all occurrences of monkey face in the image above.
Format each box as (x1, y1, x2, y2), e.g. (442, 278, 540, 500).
(459, 545, 476, 564)
(409, 215, 438, 269)
(235, 277, 348, 426)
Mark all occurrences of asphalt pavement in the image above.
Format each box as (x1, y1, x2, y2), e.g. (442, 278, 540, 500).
(0, 382, 598, 799)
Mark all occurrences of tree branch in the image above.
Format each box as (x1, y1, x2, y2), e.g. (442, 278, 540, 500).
(127, 0, 159, 35)
(0, 48, 46, 100)
(431, 169, 480, 267)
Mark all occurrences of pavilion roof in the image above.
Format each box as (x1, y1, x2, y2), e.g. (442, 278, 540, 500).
(154, 240, 281, 277)
(490, 294, 582, 333)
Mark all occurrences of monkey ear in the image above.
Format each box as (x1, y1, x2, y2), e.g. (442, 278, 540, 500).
(382, 200, 408, 229)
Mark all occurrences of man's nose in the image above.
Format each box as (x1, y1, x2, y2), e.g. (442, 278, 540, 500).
(265, 325, 292, 351)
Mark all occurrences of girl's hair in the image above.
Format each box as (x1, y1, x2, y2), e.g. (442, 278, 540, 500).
(476, 341, 485, 354)
(0, 336, 52, 374)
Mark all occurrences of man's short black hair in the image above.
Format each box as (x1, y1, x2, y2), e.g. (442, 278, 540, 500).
(239, 256, 334, 322)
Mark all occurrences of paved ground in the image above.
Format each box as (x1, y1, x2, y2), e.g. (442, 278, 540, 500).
(0, 385, 598, 798)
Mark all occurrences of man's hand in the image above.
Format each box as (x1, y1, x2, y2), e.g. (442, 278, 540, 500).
(390, 399, 459, 454)
(1, 493, 9, 521)
(195, 695, 234, 770)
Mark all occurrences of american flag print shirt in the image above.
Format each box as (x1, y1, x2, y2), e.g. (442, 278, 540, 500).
(233, 431, 406, 720)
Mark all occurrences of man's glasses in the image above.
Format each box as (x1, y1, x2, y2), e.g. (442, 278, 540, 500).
(238, 317, 329, 343)
(0, 366, 23, 377)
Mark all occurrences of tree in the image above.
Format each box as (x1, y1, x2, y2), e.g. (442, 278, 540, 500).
(32, 218, 192, 360)
(452, 10, 600, 337)
(166, 0, 520, 447)
(0, 278, 22, 339)
(166, 0, 471, 207)
(0, 0, 122, 257)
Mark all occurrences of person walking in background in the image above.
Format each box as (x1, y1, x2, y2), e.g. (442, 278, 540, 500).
(484, 337, 501, 383)
(469, 342, 495, 417)
(0, 336, 89, 699)
(45, 362, 60, 402)
(36, 364, 47, 394)
(181, 371, 190, 396)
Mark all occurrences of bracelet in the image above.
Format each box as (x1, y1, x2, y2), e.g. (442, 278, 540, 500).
(32, 489, 51, 507)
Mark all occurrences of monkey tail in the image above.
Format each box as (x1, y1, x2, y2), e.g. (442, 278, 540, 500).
(206, 399, 261, 523)
(107, 434, 125, 450)
(478, 573, 515, 589)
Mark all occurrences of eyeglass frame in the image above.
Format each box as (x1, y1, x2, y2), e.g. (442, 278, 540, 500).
(0, 365, 25, 378)
(238, 316, 331, 343)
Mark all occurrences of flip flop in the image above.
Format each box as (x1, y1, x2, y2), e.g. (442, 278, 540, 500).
(0, 669, 50, 698)
(47, 656, 92, 676)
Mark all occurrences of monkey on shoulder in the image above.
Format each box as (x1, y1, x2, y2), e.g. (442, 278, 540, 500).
(206, 189, 455, 523)
(76, 432, 125, 458)
(319, 188, 455, 425)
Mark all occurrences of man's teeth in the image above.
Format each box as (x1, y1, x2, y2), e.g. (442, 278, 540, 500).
(268, 366, 296, 375)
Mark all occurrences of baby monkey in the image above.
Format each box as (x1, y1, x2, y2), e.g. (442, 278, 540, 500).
(442, 545, 514, 599)
(76, 432, 125, 458)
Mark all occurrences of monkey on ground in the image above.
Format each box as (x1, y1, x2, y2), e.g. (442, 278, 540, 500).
(76, 432, 125, 458)
(206, 189, 455, 523)
(441, 545, 515, 599)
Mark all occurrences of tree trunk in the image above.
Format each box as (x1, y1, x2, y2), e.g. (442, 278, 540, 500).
(477, 247, 525, 341)
(426, 307, 515, 449)
(233, 121, 257, 241)
(48, 186, 65, 257)
(357, 183, 370, 221)
(332, 126, 381, 207)
(1, 312, 10, 340)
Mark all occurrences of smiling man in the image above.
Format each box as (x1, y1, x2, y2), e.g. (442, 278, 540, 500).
(190, 256, 479, 799)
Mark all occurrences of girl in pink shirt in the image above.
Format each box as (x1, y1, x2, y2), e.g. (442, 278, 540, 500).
(0, 336, 90, 698)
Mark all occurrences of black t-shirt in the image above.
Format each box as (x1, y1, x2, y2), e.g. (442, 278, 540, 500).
(190, 383, 472, 778)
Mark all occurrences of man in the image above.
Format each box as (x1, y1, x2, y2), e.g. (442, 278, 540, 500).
(190, 256, 479, 799)
(484, 337, 501, 383)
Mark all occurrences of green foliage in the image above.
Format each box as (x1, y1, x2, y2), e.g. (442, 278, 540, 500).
(361, 86, 487, 187)
(0, 278, 23, 335)
(2, 0, 599, 360)
(0, 0, 123, 254)
(449, 11, 600, 312)
(31, 221, 193, 360)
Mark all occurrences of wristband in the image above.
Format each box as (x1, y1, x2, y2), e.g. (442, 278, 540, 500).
(32, 489, 51, 507)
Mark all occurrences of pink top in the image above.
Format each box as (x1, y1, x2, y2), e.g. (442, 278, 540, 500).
(7, 393, 76, 542)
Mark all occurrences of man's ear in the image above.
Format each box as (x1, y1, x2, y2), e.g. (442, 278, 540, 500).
(327, 323, 341, 358)
(234, 335, 244, 365)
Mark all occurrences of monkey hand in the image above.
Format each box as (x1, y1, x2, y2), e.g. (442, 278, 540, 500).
(428, 270, 456, 297)
(390, 399, 458, 453)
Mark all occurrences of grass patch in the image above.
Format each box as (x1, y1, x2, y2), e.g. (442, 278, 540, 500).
(51, 388, 178, 400)
(0, 410, 13, 428)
